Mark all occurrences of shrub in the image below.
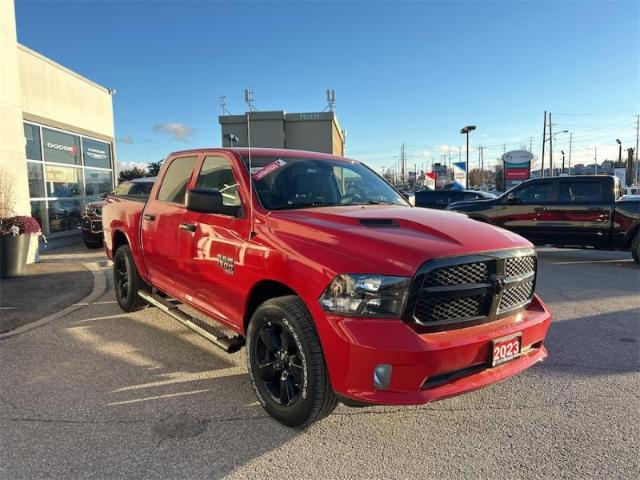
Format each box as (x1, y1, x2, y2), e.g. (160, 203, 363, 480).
(0, 216, 42, 237)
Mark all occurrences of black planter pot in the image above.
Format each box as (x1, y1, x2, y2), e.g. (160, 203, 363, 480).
(0, 235, 30, 279)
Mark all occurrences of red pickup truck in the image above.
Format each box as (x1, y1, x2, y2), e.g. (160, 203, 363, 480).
(103, 148, 551, 426)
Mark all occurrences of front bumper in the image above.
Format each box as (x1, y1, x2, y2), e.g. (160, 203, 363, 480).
(312, 294, 551, 405)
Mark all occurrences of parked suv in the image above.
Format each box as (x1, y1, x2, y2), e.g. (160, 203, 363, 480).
(103, 148, 551, 426)
(81, 177, 155, 248)
(447, 175, 640, 263)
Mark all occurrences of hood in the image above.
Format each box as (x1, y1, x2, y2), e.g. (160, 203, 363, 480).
(267, 205, 531, 276)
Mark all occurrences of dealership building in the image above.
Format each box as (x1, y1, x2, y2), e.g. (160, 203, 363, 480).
(1, 0, 116, 240)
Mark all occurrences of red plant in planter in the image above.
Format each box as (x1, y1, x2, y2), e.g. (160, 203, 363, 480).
(0, 216, 42, 237)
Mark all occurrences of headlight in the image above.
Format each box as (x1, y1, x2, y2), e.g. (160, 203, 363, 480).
(84, 205, 96, 215)
(319, 274, 411, 318)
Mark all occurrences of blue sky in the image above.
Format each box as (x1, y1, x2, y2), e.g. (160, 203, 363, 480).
(15, 0, 640, 172)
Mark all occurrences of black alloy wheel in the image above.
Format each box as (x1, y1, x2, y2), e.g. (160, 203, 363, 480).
(113, 245, 147, 312)
(115, 252, 129, 303)
(247, 296, 337, 427)
(255, 320, 305, 406)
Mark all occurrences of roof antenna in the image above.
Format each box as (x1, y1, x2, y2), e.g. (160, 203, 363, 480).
(219, 95, 230, 115)
(244, 89, 256, 112)
(246, 111, 256, 240)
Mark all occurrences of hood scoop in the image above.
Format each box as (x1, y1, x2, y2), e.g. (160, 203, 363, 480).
(359, 218, 400, 228)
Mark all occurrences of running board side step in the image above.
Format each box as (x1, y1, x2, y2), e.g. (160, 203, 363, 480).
(138, 290, 245, 353)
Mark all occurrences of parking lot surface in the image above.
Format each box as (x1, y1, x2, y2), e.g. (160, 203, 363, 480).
(1, 248, 638, 479)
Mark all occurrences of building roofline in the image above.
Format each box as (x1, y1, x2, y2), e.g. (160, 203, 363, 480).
(17, 43, 112, 94)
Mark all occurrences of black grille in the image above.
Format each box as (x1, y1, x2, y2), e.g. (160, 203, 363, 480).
(407, 250, 536, 330)
(414, 295, 485, 323)
(505, 256, 535, 278)
(498, 280, 534, 312)
(424, 262, 488, 287)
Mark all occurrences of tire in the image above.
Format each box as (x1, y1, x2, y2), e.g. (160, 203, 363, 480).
(631, 233, 640, 265)
(113, 245, 147, 312)
(246, 295, 337, 427)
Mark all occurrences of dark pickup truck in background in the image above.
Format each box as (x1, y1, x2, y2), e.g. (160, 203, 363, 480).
(447, 175, 640, 263)
(415, 189, 496, 210)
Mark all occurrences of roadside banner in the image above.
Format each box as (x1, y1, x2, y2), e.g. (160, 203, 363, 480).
(452, 162, 466, 189)
(424, 172, 436, 190)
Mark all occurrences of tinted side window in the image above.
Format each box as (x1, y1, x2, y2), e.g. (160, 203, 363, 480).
(195, 156, 241, 206)
(129, 182, 153, 195)
(514, 183, 552, 203)
(157, 156, 197, 204)
(558, 181, 603, 203)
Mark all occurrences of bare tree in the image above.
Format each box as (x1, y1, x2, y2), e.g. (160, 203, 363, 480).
(0, 168, 17, 218)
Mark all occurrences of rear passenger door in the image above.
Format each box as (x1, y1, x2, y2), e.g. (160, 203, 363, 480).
(540, 178, 613, 247)
(141, 155, 198, 295)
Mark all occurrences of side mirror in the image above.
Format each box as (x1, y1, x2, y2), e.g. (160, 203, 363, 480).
(506, 193, 519, 204)
(185, 189, 242, 216)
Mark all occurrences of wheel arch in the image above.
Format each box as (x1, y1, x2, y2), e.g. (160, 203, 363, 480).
(243, 280, 302, 334)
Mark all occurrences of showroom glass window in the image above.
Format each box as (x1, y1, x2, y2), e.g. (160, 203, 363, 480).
(23, 122, 115, 235)
(83, 138, 112, 169)
(42, 128, 81, 165)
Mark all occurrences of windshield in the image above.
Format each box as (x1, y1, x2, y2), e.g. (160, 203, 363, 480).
(241, 156, 409, 210)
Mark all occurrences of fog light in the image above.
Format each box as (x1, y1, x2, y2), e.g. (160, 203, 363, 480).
(373, 364, 392, 390)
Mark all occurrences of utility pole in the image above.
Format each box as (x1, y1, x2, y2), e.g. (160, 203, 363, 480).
(549, 112, 553, 177)
(635, 114, 639, 186)
(568, 132, 573, 175)
(541, 111, 547, 177)
(480, 146, 485, 190)
(594, 145, 598, 175)
(400, 144, 405, 185)
(529, 137, 533, 152)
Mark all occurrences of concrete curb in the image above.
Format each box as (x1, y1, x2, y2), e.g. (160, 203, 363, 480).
(0, 261, 109, 340)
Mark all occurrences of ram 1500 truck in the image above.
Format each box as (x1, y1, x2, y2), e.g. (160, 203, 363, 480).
(447, 175, 640, 264)
(103, 148, 552, 426)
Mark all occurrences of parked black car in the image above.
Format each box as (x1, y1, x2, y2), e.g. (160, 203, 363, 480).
(82, 177, 156, 248)
(447, 175, 640, 263)
(415, 189, 496, 209)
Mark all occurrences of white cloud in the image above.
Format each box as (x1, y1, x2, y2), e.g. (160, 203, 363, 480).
(438, 144, 451, 153)
(118, 135, 134, 144)
(414, 149, 431, 158)
(153, 123, 195, 141)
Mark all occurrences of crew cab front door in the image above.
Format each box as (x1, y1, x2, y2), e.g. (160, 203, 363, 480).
(178, 154, 251, 328)
(493, 180, 555, 245)
(141, 155, 198, 295)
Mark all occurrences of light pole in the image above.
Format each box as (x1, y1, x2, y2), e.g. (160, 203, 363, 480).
(561, 151, 565, 173)
(460, 125, 476, 188)
(225, 133, 239, 147)
(616, 139, 622, 166)
(547, 130, 568, 176)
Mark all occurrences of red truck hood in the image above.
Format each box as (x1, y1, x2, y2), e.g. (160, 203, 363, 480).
(267, 205, 531, 276)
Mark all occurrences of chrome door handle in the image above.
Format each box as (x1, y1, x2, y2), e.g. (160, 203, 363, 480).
(179, 223, 196, 232)
(143, 213, 156, 221)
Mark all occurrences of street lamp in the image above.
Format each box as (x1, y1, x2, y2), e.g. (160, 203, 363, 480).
(547, 130, 568, 176)
(616, 139, 622, 166)
(460, 125, 476, 188)
(561, 150, 565, 173)
(224, 133, 240, 147)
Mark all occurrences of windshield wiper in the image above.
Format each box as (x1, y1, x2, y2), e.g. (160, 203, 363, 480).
(271, 201, 340, 210)
(349, 200, 400, 206)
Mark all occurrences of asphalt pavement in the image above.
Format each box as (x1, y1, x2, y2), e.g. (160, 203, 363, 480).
(0, 247, 638, 479)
